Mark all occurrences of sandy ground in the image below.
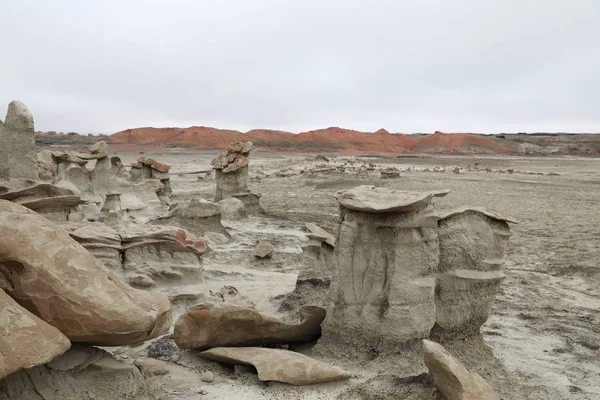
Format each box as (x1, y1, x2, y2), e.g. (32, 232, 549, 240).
(108, 147, 600, 400)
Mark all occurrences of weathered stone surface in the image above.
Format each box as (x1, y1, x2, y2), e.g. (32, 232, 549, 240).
(322, 188, 443, 348)
(305, 222, 335, 247)
(0, 101, 38, 180)
(134, 357, 169, 376)
(1, 345, 151, 400)
(422, 340, 499, 400)
(174, 303, 325, 350)
(231, 191, 264, 215)
(89, 140, 108, 155)
(335, 185, 450, 213)
(433, 208, 512, 339)
(0, 201, 172, 345)
(0, 179, 84, 221)
(211, 141, 253, 201)
(253, 240, 273, 258)
(217, 197, 247, 220)
(137, 156, 171, 172)
(150, 198, 229, 237)
(199, 347, 350, 385)
(0, 289, 71, 379)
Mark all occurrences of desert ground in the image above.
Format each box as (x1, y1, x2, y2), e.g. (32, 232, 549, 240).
(95, 147, 599, 400)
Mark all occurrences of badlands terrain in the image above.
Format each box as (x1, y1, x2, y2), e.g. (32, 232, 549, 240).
(1, 101, 599, 400)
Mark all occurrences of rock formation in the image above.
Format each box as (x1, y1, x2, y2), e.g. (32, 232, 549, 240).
(423, 339, 498, 400)
(253, 239, 274, 258)
(217, 197, 247, 219)
(150, 198, 229, 237)
(322, 186, 450, 348)
(432, 207, 515, 340)
(0, 200, 171, 345)
(211, 141, 263, 214)
(199, 347, 350, 385)
(174, 303, 325, 349)
(320, 186, 514, 352)
(0, 289, 71, 379)
(0, 101, 38, 181)
(0, 345, 152, 400)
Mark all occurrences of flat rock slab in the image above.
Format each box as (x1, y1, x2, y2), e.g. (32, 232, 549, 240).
(174, 303, 325, 350)
(0, 289, 71, 379)
(199, 347, 350, 385)
(305, 223, 336, 247)
(423, 339, 498, 400)
(436, 206, 518, 224)
(335, 185, 450, 213)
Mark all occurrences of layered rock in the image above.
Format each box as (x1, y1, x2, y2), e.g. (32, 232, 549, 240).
(0, 289, 71, 379)
(0, 101, 38, 181)
(423, 339, 498, 400)
(174, 303, 325, 350)
(150, 198, 229, 237)
(211, 141, 252, 202)
(0, 345, 152, 400)
(322, 186, 449, 348)
(432, 207, 515, 339)
(199, 347, 350, 385)
(0, 201, 171, 345)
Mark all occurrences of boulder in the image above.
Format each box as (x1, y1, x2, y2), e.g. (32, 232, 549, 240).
(0, 201, 172, 345)
(134, 357, 169, 376)
(150, 198, 229, 237)
(253, 240, 274, 258)
(199, 347, 350, 385)
(217, 197, 247, 220)
(0, 101, 38, 180)
(173, 303, 325, 350)
(89, 140, 108, 155)
(0, 289, 71, 379)
(422, 340, 498, 400)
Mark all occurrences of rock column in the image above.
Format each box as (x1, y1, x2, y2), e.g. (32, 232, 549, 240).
(322, 186, 449, 348)
(0, 101, 38, 180)
(211, 141, 253, 202)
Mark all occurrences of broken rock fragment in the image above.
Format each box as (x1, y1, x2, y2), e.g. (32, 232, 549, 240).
(253, 239, 274, 258)
(199, 347, 350, 385)
(423, 339, 498, 400)
(174, 303, 325, 350)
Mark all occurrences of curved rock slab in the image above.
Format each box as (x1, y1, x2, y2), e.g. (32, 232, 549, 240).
(423, 340, 498, 400)
(174, 303, 325, 350)
(0, 201, 172, 345)
(335, 185, 450, 213)
(199, 347, 350, 385)
(1, 289, 71, 379)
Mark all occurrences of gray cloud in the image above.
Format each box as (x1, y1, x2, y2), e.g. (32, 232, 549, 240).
(1, 0, 599, 133)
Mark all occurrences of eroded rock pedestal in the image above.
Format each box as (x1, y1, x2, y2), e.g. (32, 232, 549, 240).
(0, 101, 38, 181)
(320, 186, 514, 351)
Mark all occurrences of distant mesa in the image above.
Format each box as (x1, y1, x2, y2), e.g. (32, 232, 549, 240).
(110, 126, 509, 154)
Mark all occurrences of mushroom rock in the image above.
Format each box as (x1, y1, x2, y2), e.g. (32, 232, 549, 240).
(198, 347, 350, 385)
(174, 303, 325, 350)
(0, 289, 71, 379)
(422, 339, 499, 400)
(211, 141, 253, 202)
(0, 101, 38, 181)
(321, 186, 449, 349)
(0, 201, 172, 345)
(137, 156, 171, 174)
(149, 198, 229, 238)
(431, 207, 515, 340)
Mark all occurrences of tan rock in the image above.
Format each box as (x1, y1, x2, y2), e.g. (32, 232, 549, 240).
(335, 185, 450, 213)
(0, 201, 172, 345)
(422, 339, 498, 400)
(199, 347, 350, 385)
(134, 357, 169, 376)
(173, 303, 325, 350)
(253, 240, 273, 258)
(0, 289, 71, 379)
(137, 156, 170, 172)
(305, 222, 335, 247)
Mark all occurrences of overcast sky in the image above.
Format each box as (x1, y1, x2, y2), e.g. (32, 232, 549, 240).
(1, 0, 599, 134)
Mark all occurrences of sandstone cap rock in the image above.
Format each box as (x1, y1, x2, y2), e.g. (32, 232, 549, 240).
(335, 185, 450, 213)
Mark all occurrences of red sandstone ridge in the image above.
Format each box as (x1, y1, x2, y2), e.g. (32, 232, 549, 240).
(111, 126, 511, 154)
